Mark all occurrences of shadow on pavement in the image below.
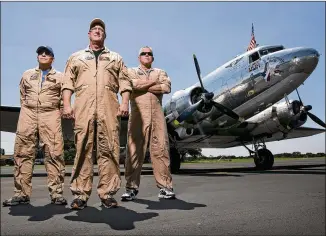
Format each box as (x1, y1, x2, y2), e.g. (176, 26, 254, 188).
(7, 203, 71, 221)
(64, 205, 158, 231)
(133, 198, 207, 210)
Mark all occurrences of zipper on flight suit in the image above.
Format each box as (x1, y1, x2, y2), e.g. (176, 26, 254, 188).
(37, 70, 42, 134)
(93, 49, 105, 162)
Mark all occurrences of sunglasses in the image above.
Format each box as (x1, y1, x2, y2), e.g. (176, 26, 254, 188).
(38, 50, 53, 56)
(140, 52, 153, 56)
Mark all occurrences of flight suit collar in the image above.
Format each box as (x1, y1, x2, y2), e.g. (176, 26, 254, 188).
(84, 45, 110, 53)
(138, 65, 154, 75)
(34, 66, 57, 75)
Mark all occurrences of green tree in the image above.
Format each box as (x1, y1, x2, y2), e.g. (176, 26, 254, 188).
(185, 148, 203, 159)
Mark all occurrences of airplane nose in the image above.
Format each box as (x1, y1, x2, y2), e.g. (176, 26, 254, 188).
(291, 48, 319, 74)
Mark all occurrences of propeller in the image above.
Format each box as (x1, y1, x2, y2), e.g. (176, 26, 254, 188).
(295, 88, 326, 128)
(192, 54, 242, 121)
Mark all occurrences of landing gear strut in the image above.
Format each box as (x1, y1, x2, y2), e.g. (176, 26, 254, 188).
(242, 138, 274, 170)
(170, 147, 181, 174)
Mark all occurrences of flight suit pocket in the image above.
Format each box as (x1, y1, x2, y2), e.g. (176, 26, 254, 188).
(14, 133, 34, 158)
(151, 135, 165, 157)
(105, 84, 118, 94)
(13, 133, 24, 157)
(47, 82, 61, 90)
(52, 132, 64, 158)
(75, 85, 89, 97)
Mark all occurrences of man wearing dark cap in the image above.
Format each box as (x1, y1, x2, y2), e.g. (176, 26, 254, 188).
(3, 46, 67, 206)
(61, 18, 132, 210)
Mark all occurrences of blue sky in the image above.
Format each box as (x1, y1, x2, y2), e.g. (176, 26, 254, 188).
(1, 1, 325, 156)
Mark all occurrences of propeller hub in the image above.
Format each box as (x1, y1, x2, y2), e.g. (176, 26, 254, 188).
(204, 92, 214, 100)
(304, 105, 312, 111)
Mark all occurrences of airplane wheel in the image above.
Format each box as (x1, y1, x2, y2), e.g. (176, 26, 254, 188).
(170, 148, 181, 174)
(254, 148, 274, 170)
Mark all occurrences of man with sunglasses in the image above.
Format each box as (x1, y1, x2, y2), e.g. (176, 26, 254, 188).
(121, 46, 175, 201)
(3, 46, 67, 206)
(61, 18, 132, 210)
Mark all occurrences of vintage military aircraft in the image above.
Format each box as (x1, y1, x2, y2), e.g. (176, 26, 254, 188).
(1, 44, 325, 173)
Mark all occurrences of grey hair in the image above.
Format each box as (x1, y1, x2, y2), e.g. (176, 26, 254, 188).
(138, 46, 153, 56)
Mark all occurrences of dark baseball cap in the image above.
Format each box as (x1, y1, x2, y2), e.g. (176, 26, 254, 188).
(89, 18, 106, 32)
(36, 46, 54, 57)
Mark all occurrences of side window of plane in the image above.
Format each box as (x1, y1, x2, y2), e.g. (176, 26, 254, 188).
(249, 52, 260, 64)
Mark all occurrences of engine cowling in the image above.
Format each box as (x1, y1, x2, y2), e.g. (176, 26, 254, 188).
(174, 126, 194, 140)
(164, 86, 207, 123)
(248, 100, 307, 135)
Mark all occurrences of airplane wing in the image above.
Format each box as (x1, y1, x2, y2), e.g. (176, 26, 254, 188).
(173, 126, 325, 149)
(2, 105, 324, 150)
(0, 106, 129, 146)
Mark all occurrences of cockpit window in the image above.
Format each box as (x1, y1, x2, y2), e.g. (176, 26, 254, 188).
(259, 46, 284, 56)
(225, 56, 243, 68)
(249, 52, 260, 63)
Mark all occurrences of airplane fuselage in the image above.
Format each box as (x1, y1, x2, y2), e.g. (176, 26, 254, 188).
(164, 45, 320, 137)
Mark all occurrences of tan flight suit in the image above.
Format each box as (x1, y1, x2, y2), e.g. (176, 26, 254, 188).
(13, 67, 65, 199)
(125, 66, 173, 190)
(62, 46, 132, 201)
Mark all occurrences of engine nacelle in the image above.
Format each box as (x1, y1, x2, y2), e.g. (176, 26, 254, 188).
(164, 86, 205, 123)
(248, 100, 307, 135)
(174, 126, 194, 140)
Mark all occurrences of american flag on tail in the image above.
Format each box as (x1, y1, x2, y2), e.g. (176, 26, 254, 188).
(247, 23, 257, 51)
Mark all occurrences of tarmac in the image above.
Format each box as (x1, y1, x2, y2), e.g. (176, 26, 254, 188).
(1, 157, 325, 235)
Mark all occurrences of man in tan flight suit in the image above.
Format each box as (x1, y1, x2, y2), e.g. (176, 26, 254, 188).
(3, 46, 67, 206)
(121, 46, 175, 201)
(61, 18, 132, 210)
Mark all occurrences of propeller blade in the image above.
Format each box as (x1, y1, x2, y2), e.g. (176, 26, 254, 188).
(193, 54, 205, 91)
(177, 99, 203, 122)
(307, 112, 326, 128)
(211, 101, 240, 121)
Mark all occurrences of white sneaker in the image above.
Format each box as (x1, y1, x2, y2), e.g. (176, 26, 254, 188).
(158, 188, 176, 199)
(121, 188, 138, 201)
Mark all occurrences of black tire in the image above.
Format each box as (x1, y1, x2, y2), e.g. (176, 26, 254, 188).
(170, 148, 181, 174)
(254, 148, 274, 170)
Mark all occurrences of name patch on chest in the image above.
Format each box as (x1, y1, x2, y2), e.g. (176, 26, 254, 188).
(99, 56, 110, 61)
(84, 55, 94, 60)
(30, 73, 39, 80)
(137, 71, 145, 75)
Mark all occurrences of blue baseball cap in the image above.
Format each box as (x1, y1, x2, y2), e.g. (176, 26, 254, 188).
(36, 46, 54, 57)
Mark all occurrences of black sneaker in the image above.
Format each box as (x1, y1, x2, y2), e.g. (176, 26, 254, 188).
(3, 196, 30, 206)
(101, 197, 118, 208)
(158, 188, 176, 199)
(70, 199, 87, 210)
(51, 196, 68, 205)
(121, 188, 138, 201)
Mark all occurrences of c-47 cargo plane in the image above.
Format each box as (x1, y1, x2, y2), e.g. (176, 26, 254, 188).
(1, 44, 325, 173)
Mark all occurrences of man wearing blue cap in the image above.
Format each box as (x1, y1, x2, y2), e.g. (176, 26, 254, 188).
(3, 46, 67, 206)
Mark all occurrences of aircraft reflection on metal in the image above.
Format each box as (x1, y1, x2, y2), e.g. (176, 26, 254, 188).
(164, 44, 325, 172)
(1, 44, 325, 174)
